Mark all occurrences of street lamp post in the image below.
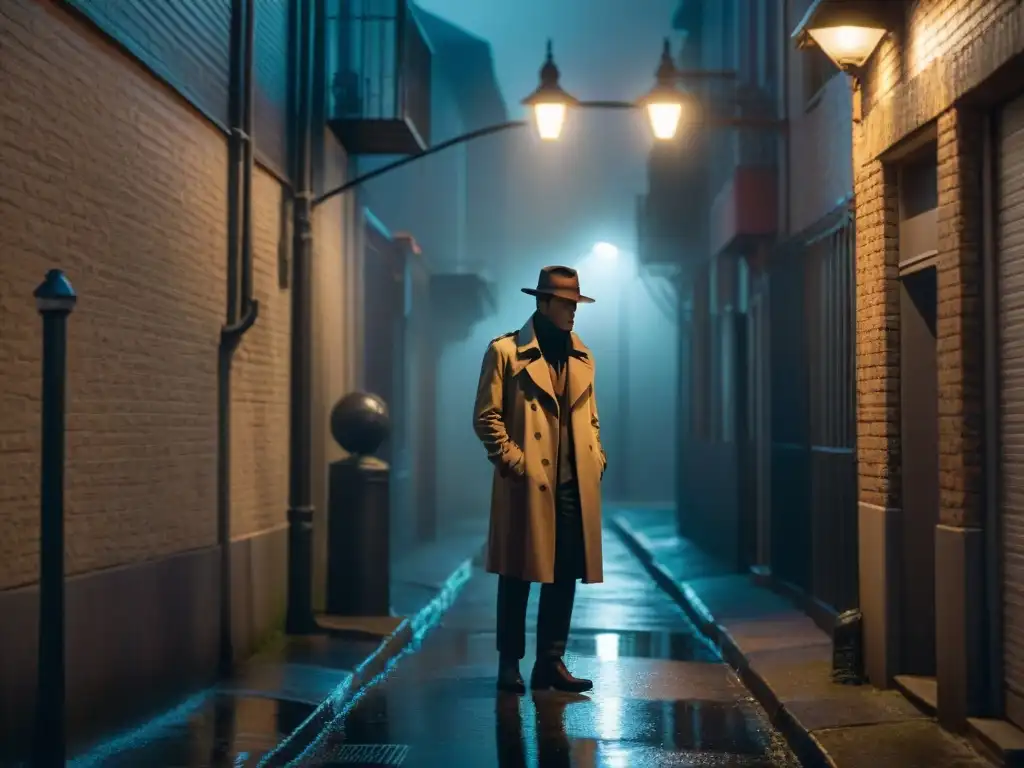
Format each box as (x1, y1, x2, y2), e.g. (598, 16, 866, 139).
(285, 37, 788, 634)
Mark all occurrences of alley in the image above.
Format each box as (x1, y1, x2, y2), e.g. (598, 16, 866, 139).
(295, 531, 799, 768)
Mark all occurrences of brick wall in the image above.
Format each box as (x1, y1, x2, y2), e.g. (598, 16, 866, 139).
(859, 0, 1023, 159)
(936, 108, 984, 529)
(852, 0, 1023, 519)
(231, 170, 290, 539)
(864, 0, 1018, 111)
(853, 152, 901, 510)
(0, 0, 292, 587)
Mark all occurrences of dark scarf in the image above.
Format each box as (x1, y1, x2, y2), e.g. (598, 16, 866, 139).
(532, 310, 570, 372)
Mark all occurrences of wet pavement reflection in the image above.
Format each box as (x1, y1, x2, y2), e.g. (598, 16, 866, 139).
(68, 691, 317, 768)
(300, 533, 800, 767)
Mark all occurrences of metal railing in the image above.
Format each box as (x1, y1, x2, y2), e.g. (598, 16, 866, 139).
(326, 0, 431, 140)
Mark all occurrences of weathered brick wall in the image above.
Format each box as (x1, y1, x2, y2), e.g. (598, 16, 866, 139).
(230, 170, 290, 539)
(0, 0, 291, 587)
(860, 0, 1023, 159)
(853, 150, 901, 510)
(864, 0, 1018, 112)
(853, 0, 1023, 519)
(936, 108, 984, 528)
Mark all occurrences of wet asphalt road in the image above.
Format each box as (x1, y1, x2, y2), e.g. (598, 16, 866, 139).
(298, 532, 800, 768)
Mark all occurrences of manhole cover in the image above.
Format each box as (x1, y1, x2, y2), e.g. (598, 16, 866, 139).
(322, 743, 410, 766)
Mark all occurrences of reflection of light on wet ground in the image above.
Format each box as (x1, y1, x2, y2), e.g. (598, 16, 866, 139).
(594, 633, 620, 661)
(595, 697, 623, 742)
(602, 744, 630, 768)
(297, 535, 800, 767)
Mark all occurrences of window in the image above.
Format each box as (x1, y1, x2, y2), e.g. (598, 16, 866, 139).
(804, 46, 838, 105)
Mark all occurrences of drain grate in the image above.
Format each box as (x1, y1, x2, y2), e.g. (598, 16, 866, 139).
(322, 743, 410, 766)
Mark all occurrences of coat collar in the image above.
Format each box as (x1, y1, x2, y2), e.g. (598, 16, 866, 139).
(512, 317, 594, 411)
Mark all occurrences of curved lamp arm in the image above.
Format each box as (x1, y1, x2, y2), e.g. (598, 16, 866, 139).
(311, 100, 784, 209)
(313, 121, 527, 209)
(312, 101, 640, 209)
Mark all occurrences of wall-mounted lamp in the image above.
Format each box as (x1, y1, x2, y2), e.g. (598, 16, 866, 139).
(791, 0, 898, 122)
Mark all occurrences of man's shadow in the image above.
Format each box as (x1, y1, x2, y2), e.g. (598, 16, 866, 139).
(495, 692, 590, 768)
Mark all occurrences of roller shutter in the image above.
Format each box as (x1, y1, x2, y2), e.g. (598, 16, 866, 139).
(998, 93, 1024, 727)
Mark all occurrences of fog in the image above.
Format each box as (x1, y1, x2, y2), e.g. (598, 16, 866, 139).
(359, 2, 683, 538)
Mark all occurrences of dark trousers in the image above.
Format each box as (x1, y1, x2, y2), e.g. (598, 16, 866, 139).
(497, 481, 583, 661)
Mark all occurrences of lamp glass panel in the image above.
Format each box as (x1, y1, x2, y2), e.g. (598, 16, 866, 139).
(646, 102, 683, 140)
(533, 102, 567, 140)
(807, 25, 886, 68)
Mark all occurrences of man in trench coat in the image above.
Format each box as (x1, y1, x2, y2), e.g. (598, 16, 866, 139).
(473, 265, 607, 694)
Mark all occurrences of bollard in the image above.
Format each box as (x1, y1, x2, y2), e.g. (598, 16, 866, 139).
(32, 269, 77, 767)
(326, 392, 392, 616)
(832, 608, 866, 685)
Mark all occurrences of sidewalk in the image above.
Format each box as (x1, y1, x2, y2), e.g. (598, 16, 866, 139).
(66, 523, 486, 768)
(610, 508, 991, 768)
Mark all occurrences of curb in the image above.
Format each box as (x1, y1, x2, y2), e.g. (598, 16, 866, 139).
(258, 547, 479, 767)
(609, 515, 836, 768)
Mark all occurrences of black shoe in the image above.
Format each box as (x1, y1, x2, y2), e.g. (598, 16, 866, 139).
(530, 657, 593, 693)
(498, 660, 526, 694)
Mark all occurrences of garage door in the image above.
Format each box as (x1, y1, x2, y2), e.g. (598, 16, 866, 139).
(999, 93, 1024, 727)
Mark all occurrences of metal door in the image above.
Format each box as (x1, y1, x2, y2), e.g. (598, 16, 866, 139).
(998, 93, 1024, 727)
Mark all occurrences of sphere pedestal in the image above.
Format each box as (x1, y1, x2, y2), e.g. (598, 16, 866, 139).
(327, 455, 390, 616)
(325, 392, 393, 618)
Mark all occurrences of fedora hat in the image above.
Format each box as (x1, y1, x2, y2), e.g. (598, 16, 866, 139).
(521, 265, 595, 304)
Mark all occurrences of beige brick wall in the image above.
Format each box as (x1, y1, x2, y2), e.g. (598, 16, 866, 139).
(859, 0, 1023, 159)
(853, 0, 1022, 520)
(0, 0, 292, 587)
(231, 171, 291, 539)
(853, 153, 901, 510)
(936, 108, 984, 528)
(864, 0, 1018, 112)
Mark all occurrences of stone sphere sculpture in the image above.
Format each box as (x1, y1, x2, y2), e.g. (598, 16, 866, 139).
(330, 391, 390, 457)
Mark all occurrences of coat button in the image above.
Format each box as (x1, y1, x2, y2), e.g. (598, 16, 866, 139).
(541, 458, 550, 466)
(531, 403, 538, 411)
(539, 484, 547, 492)
(534, 432, 542, 440)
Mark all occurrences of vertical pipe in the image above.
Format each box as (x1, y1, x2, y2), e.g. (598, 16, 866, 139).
(286, 0, 317, 634)
(226, 0, 244, 330)
(394, 0, 407, 119)
(218, 0, 259, 675)
(217, 0, 244, 680)
(241, 0, 256, 306)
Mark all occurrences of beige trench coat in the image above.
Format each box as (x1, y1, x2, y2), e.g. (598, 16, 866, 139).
(472, 317, 607, 584)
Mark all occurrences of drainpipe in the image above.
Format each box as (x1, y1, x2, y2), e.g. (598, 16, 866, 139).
(285, 0, 317, 635)
(779, 0, 791, 238)
(217, 0, 260, 675)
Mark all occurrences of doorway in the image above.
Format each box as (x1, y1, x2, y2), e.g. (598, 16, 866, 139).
(896, 150, 940, 678)
(899, 265, 939, 676)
